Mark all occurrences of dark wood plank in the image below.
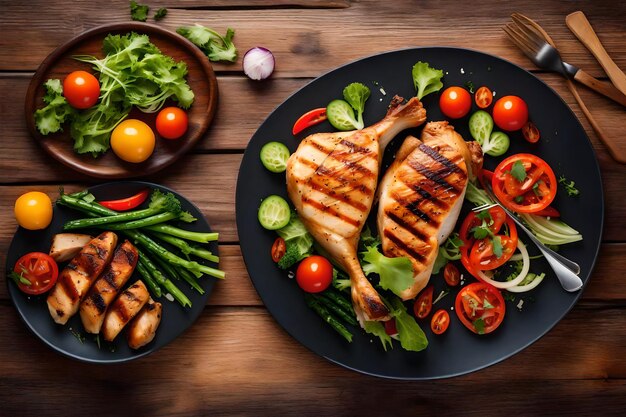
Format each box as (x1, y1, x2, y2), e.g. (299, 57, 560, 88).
(1, 0, 625, 77)
(0, 304, 625, 416)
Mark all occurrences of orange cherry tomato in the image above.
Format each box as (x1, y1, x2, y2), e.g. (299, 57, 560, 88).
(13, 252, 59, 295)
(443, 263, 461, 286)
(63, 70, 100, 109)
(474, 86, 493, 108)
(296, 255, 333, 293)
(292, 108, 327, 135)
(431, 309, 450, 335)
(492, 95, 528, 131)
(439, 86, 472, 119)
(413, 285, 434, 319)
(522, 121, 541, 143)
(455, 282, 505, 334)
(156, 107, 188, 140)
(271, 237, 287, 263)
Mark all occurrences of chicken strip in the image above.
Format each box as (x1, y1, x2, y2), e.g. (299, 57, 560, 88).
(102, 280, 150, 342)
(286, 96, 426, 321)
(377, 121, 482, 300)
(79, 240, 139, 334)
(126, 298, 163, 349)
(47, 231, 118, 325)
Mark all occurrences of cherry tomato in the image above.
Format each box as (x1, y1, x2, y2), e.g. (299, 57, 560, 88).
(13, 252, 59, 295)
(110, 119, 156, 163)
(413, 285, 433, 319)
(384, 318, 398, 336)
(492, 153, 557, 213)
(14, 191, 53, 230)
(292, 108, 327, 135)
(455, 282, 505, 334)
(271, 237, 286, 263)
(469, 236, 517, 271)
(63, 70, 100, 109)
(522, 121, 541, 143)
(156, 107, 188, 140)
(443, 263, 461, 286)
(99, 189, 149, 211)
(459, 205, 508, 244)
(439, 86, 472, 119)
(492, 95, 528, 131)
(474, 86, 493, 108)
(296, 255, 333, 293)
(431, 309, 450, 335)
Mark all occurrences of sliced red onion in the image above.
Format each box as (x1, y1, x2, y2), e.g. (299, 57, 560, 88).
(243, 47, 275, 80)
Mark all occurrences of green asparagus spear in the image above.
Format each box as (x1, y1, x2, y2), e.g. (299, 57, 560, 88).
(315, 294, 357, 326)
(304, 294, 353, 342)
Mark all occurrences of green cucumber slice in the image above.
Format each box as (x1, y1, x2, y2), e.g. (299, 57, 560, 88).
(260, 141, 290, 173)
(258, 195, 291, 230)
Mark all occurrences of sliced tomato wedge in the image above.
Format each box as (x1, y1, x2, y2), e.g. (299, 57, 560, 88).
(431, 309, 450, 335)
(474, 86, 493, 108)
(13, 252, 59, 295)
(292, 108, 327, 135)
(492, 153, 557, 213)
(443, 263, 461, 286)
(522, 121, 541, 143)
(469, 235, 517, 271)
(99, 189, 149, 211)
(455, 282, 505, 334)
(413, 285, 434, 319)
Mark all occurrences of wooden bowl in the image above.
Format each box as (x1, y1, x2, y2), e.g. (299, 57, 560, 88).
(25, 23, 218, 179)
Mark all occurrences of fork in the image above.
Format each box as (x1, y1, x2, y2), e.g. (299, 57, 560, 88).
(503, 15, 626, 107)
(472, 184, 583, 292)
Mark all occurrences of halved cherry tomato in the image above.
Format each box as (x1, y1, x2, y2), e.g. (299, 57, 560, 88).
(13, 252, 59, 295)
(474, 86, 493, 108)
(296, 255, 332, 293)
(459, 206, 508, 244)
(439, 86, 472, 119)
(156, 107, 188, 140)
(522, 121, 541, 143)
(413, 285, 434, 319)
(492, 153, 557, 213)
(431, 309, 450, 335)
(99, 189, 149, 211)
(63, 70, 100, 109)
(455, 282, 505, 334)
(292, 108, 327, 135)
(492, 95, 528, 131)
(469, 235, 517, 271)
(443, 263, 461, 286)
(271, 237, 286, 262)
(384, 318, 398, 336)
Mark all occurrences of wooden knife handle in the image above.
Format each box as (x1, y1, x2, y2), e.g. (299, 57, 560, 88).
(573, 69, 626, 107)
(566, 11, 626, 96)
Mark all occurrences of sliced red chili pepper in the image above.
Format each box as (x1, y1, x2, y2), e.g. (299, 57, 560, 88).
(99, 189, 150, 211)
(292, 108, 327, 135)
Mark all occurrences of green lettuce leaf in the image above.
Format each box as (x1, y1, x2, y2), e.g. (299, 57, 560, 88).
(412, 61, 444, 100)
(361, 244, 413, 297)
(389, 297, 428, 352)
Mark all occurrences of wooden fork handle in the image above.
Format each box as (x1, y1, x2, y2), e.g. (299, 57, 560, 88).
(566, 11, 626, 96)
(573, 69, 626, 107)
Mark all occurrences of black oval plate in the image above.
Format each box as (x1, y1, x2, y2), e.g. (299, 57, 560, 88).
(235, 47, 604, 379)
(6, 181, 219, 363)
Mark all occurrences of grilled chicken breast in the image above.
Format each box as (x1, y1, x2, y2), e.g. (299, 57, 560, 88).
(377, 121, 483, 300)
(286, 96, 426, 322)
(102, 280, 150, 342)
(79, 240, 139, 334)
(47, 231, 118, 325)
(126, 298, 163, 349)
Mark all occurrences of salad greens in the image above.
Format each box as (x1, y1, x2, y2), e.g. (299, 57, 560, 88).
(363, 321, 393, 351)
(342, 82, 371, 129)
(154, 7, 168, 20)
(34, 80, 76, 135)
(361, 243, 413, 297)
(558, 175, 580, 197)
(388, 298, 428, 352)
(326, 82, 372, 131)
(275, 212, 314, 269)
(130, 1, 149, 22)
(411, 61, 444, 100)
(177, 24, 238, 63)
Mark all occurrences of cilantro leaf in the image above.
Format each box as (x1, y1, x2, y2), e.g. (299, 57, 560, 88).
(154, 7, 167, 20)
(510, 160, 527, 182)
(473, 318, 486, 334)
(176, 24, 238, 63)
(558, 175, 580, 197)
(130, 1, 149, 22)
(471, 220, 492, 240)
(476, 209, 492, 220)
(483, 298, 495, 309)
(34, 79, 76, 135)
(361, 244, 413, 296)
(492, 235, 503, 258)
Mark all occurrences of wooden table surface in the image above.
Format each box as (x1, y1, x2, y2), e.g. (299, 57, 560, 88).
(1, 1, 625, 415)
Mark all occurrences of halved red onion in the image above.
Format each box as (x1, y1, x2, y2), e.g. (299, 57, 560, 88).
(243, 47, 275, 80)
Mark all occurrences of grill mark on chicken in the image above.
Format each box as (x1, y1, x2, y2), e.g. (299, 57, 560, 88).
(60, 272, 81, 301)
(383, 229, 427, 263)
(309, 137, 335, 154)
(306, 177, 369, 212)
(419, 143, 465, 176)
(117, 287, 141, 322)
(385, 210, 430, 242)
(90, 292, 107, 314)
(302, 195, 361, 227)
(327, 154, 376, 178)
(411, 186, 450, 211)
(339, 139, 371, 155)
(406, 158, 462, 194)
(315, 165, 374, 195)
(102, 269, 118, 290)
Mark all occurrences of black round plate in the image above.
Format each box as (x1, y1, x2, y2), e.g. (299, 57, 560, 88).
(6, 181, 219, 363)
(235, 47, 604, 379)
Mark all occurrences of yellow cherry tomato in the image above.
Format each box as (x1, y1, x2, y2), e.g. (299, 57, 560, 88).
(110, 119, 156, 163)
(14, 191, 53, 230)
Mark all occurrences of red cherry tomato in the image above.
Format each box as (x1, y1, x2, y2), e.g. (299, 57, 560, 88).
(295, 255, 333, 293)
(292, 108, 327, 135)
(431, 309, 450, 335)
(492, 95, 528, 131)
(522, 121, 541, 143)
(99, 189, 149, 211)
(271, 237, 286, 263)
(156, 107, 189, 140)
(443, 263, 461, 286)
(413, 285, 434, 319)
(474, 86, 493, 108)
(13, 252, 59, 295)
(469, 235, 518, 271)
(63, 71, 100, 109)
(439, 86, 472, 119)
(455, 282, 505, 334)
(384, 318, 398, 336)
(533, 205, 560, 218)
